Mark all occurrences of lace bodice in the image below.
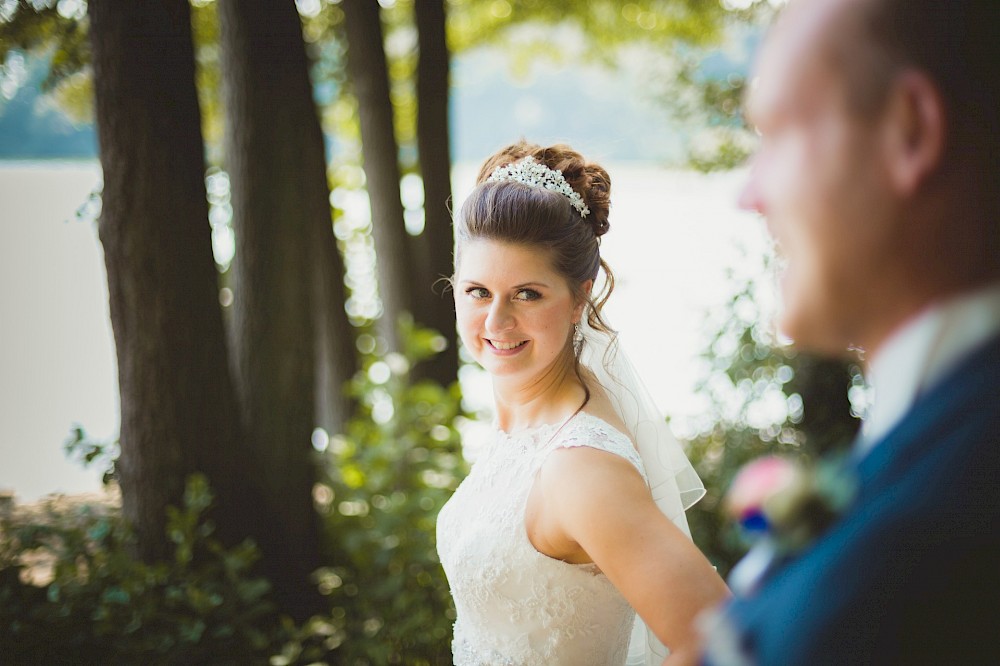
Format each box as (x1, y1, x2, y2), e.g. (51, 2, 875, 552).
(436, 412, 648, 666)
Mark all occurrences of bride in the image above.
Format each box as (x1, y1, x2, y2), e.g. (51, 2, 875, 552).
(436, 141, 729, 665)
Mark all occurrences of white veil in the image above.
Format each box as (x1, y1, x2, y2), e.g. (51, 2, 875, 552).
(578, 317, 706, 666)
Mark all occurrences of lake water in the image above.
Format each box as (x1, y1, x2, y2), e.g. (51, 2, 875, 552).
(0, 160, 767, 500)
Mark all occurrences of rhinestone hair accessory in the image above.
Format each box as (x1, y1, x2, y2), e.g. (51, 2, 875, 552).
(486, 156, 591, 218)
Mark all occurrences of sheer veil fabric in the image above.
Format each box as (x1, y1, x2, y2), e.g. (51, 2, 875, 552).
(578, 318, 706, 666)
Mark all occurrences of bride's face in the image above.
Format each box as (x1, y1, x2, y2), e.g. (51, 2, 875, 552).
(454, 239, 585, 385)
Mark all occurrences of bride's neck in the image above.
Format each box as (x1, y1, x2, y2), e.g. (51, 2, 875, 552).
(492, 355, 586, 433)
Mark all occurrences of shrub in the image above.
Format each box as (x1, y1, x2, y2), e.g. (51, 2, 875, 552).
(0, 475, 287, 665)
(299, 322, 469, 665)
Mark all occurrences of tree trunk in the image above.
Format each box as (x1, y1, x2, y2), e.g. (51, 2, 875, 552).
(88, 0, 244, 561)
(342, 0, 416, 352)
(218, 0, 338, 617)
(414, 0, 459, 385)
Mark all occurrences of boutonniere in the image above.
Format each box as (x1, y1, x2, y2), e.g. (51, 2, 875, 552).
(724, 454, 857, 595)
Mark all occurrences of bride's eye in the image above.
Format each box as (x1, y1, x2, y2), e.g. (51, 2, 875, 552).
(466, 287, 490, 299)
(515, 289, 541, 301)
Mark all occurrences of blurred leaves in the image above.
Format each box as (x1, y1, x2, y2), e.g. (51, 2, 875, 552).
(0, 0, 87, 92)
(63, 424, 117, 487)
(446, 0, 729, 54)
(678, 70, 757, 171)
(305, 317, 467, 664)
(0, 0, 92, 125)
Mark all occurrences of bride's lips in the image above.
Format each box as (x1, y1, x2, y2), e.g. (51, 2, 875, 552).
(484, 338, 529, 356)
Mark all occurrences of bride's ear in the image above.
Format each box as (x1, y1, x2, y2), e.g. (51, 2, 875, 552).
(573, 279, 594, 322)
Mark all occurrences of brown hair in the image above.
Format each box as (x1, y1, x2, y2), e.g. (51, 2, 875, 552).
(455, 140, 615, 336)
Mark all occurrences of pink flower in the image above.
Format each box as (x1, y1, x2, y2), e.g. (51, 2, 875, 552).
(725, 456, 800, 530)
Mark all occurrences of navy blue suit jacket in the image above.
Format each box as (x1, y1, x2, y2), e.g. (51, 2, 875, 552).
(710, 333, 1000, 665)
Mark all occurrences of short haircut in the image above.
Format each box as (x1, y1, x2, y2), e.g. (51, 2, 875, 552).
(853, 0, 999, 170)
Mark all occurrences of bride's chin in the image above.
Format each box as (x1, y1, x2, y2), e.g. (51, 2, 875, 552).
(487, 365, 523, 379)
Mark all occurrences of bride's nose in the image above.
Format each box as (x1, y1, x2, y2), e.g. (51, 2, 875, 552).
(485, 299, 515, 332)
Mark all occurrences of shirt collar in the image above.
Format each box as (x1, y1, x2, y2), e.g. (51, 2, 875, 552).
(858, 281, 1000, 456)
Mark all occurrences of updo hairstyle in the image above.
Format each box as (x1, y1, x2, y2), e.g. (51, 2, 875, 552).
(454, 140, 616, 337)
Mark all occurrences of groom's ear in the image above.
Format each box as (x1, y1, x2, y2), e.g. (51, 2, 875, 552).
(880, 70, 945, 197)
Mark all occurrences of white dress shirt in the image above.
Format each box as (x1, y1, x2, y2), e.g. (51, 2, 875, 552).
(858, 281, 1000, 457)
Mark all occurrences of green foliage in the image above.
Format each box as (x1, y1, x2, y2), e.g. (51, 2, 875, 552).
(0, 0, 92, 128)
(302, 319, 468, 665)
(446, 0, 728, 54)
(677, 68, 756, 172)
(687, 130, 755, 172)
(63, 424, 118, 487)
(0, 0, 87, 91)
(0, 475, 286, 665)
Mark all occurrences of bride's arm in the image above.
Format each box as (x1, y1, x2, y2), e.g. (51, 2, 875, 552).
(535, 446, 730, 654)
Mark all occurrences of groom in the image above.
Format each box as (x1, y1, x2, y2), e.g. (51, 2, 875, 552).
(693, 0, 1000, 664)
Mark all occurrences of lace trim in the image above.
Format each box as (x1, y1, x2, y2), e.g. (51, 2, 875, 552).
(549, 413, 647, 483)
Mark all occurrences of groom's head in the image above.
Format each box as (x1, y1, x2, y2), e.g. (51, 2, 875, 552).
(740, 0, 1000, 357)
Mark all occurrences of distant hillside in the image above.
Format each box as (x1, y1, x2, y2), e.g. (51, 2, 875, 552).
(450, 49, 686, 164)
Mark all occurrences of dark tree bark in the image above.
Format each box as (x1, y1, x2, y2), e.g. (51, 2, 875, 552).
(413, 0, 459, 385)
(218, 0, 346, 617)
(88, 0, 244, 561)
(342, 0, 417, 352)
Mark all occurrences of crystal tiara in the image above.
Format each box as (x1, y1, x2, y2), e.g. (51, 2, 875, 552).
(486, 156, 591, 218)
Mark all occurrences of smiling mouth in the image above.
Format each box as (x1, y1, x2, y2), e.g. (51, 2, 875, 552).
(486, 339, 528, 351)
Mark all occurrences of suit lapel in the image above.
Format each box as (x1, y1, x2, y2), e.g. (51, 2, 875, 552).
(854, 331, 1000, 491)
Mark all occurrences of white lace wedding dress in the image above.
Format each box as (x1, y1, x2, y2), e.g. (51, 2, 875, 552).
(436, 412, 648, 666)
